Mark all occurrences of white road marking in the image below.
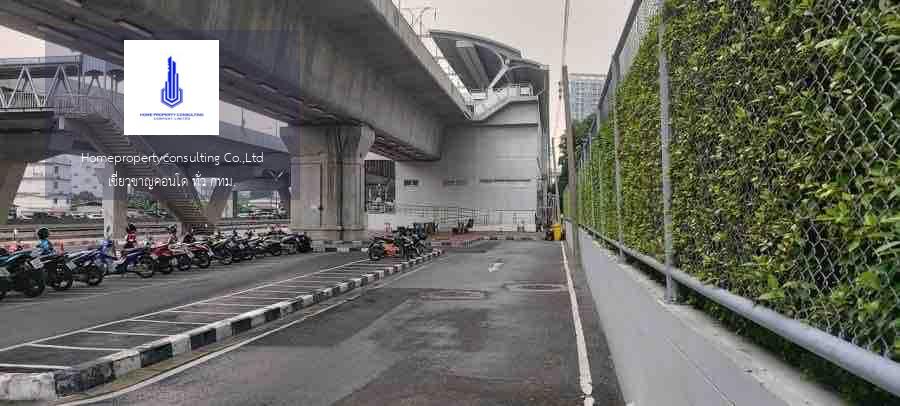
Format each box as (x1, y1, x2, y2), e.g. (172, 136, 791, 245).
(0, 258, 366, 354)
(248, 289, 310, 294)
(59, 298, 352, 406)
(488, 261, 504, 272)
(561, 243, 594, 406)
(222, 296, 293, 300)
(27, 344, 126, 352)
(86, 331, 168, 337)
(196, 303, 261, 308)
(371, 255, 450, 287)
(165, 311, 240, 315)
(124, 319, 206, 326)
(0, 363, 71, 370)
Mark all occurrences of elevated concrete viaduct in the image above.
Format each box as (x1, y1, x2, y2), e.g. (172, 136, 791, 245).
(0, 0, 476, 239)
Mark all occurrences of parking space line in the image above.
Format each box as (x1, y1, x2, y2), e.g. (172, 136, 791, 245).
(269, 283, 332, 288)
(0, 258, 367, 353)
(248, 289, 308, 294)
(125, 319, 206, 326)
(225, 296, 293, 300)
(0, 363, 71, 370)
(165, 310, 240, 315)
(87, 331, 168, 337)
(27, 344, 126, 352)
(0, 276, 207, 311)
(197, 303, 260, 307)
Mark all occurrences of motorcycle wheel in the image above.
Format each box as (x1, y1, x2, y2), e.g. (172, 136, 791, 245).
(20, 269, 46, 298)
(85, 266, 105, 286)
(196, 252, 212, 269)
(270, 246, 282, 256)
(52, 268, 74, 291)
(368, 245, 385, 261)
(0, 279, 8, 301)
(157, 258, 174, 275)
(177, 255, 192, 271)
(136, 257, 156, 278)
(219, 251, 233, 265)
(0, 286, 5, 301)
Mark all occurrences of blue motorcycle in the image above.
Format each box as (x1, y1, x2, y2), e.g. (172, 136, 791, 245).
(65, 250, 104, 286)
(0, 245, 47, 299)
(109, 238, 155, 279)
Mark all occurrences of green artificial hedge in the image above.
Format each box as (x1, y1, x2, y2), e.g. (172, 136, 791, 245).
(577, 0, 899, 402)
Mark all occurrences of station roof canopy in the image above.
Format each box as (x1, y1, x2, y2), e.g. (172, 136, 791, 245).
(430, 30, 548, 94)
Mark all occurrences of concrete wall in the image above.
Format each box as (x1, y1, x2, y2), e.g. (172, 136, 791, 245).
(569, 224, 846, 406)
(395, 102, 541, 212)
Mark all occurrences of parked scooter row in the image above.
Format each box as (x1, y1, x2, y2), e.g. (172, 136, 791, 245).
(0, 224, 313, 301)
(368, 226, 432, 261)
(0, 227, 106, 301)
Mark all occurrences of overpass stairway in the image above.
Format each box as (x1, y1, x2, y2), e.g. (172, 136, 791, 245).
(51, 95, 207, 226)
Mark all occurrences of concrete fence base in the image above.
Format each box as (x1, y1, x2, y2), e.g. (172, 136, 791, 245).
(573, 229, 845, 406)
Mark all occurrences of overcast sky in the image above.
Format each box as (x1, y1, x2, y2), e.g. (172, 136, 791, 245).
(2, 0, 634, 145)
(395, 0, 632, 144)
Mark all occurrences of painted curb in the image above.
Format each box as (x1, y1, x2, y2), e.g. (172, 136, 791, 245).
(0, 250, 444, 401)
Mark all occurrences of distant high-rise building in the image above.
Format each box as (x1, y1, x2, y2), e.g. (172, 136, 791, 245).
(568, 73, 606, 122)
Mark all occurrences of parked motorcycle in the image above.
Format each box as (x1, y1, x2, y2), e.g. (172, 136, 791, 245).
(110, 236, 155, 279)
(394, 227, 421, 259)
(242, 231, 267, 259)
(150, 242, 192, 274)
(272, 230, 312, 254)
(0, 246, 46, 298)
(368, 236, 401, 261)
(227, 231, 254, 262)
(38, 252, 75, 291)
(64, 228, 115, 285)
(207, 233, 234, 265)
(258, 231, 285, 257)
(186, 241, 214, 269)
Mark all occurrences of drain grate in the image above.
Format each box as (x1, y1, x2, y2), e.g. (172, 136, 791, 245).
(506, 283, 566, 293)
(421, 290, 487, 300)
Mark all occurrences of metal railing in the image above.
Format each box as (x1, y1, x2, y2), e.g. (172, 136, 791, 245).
(368, 203, 536, 227)
(469, 83, 535, 118)
(571, 0, 899, 398)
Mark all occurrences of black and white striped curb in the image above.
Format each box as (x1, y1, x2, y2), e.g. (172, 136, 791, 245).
(0, 250, 444, 401)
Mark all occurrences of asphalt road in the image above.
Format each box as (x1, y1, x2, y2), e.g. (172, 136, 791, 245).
(0, 252, 365, 351)
(80, 241, 624, 405)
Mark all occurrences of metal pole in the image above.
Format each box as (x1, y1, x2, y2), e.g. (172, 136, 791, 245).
(657, 0, 679, 303)
(562, 65, 580, 261)
(611, 61, 625, 261)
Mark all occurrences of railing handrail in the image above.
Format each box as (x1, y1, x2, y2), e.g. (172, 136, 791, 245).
(573, 221, 900, 398)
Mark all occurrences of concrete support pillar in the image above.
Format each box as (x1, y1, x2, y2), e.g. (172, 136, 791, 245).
(0, 160, 26, 225)
(206, 184, 234, 226)
(278, 187, 291, 218)
(232, 191, 239, 218)
(96, 165, 128, 239)
(281, 125, 374, 241)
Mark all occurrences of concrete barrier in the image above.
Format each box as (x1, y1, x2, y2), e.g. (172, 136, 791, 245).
(573, 230, 845, 406)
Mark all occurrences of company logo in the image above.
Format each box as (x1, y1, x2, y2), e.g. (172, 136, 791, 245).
(160, 56, 184, 108)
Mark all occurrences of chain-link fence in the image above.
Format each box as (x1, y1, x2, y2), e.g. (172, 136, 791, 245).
(574, 0, 899, 398)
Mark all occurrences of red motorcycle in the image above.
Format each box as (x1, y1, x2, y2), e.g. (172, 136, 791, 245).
(185, 242, 213, 269)
(149, 242, 192, 274)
